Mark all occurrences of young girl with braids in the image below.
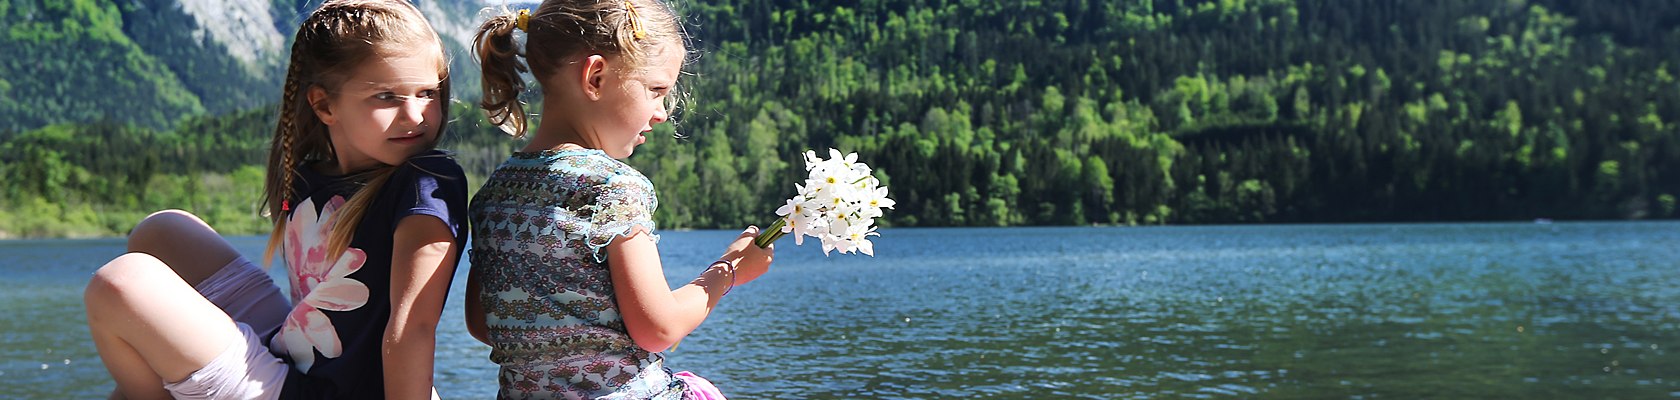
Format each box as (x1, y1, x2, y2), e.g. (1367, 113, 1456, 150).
(464, 0, 774, 398)
(82, 1, 466, 398)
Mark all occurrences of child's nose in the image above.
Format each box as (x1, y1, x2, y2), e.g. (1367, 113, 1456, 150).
(651, 102, 669, 124)
(400, 98, 430, 124)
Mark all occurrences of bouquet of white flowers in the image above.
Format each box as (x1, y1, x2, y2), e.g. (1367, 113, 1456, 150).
(753, 149, 895, 255)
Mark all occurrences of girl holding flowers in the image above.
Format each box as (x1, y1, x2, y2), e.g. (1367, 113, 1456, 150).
(465, 0, 773, 398)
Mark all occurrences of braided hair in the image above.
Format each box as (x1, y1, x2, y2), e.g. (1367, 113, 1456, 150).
(262, 0, 450, 265)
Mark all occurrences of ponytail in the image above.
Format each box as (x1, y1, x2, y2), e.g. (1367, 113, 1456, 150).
(472, 0, 688, 140)
(474, 11, 530, 138)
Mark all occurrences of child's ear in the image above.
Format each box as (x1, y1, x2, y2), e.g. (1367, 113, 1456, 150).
(307, 86, 337, 125)
(580, 54, 608, 101)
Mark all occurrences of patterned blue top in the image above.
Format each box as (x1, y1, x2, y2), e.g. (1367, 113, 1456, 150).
(469, 149, 686, 399)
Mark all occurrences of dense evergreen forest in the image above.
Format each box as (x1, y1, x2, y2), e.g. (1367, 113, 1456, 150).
(3, 0, 1679, 237)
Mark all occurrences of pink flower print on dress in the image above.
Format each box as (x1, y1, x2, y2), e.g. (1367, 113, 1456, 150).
(271, 195, 369, 372)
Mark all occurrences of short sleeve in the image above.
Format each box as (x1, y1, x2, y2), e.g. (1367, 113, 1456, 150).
(388, 152, 469, 240)
(581, 172, 658, 262)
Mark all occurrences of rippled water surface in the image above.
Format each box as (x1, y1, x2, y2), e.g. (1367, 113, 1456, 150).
(4, 222, 1678, 398)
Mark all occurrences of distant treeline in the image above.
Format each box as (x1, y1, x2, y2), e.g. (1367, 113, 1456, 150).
(3, 0, 1679, 237)
(0, 103, 518, 237)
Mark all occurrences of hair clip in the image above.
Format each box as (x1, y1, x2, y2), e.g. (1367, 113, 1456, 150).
(516, 8, 530, 31)
(624, 0, 646, 40)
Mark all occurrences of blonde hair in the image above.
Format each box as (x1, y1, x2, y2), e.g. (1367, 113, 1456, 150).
(473, 0, 686, 137)
(262, 0, 450, 265)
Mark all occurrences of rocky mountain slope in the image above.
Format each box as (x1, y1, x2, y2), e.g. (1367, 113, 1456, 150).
(0, 0, 498, 133)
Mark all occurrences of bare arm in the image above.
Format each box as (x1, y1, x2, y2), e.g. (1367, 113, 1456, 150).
(464, 266, 490, 345)
(607, 227, 773, 352)
(383, 215, 459, 398)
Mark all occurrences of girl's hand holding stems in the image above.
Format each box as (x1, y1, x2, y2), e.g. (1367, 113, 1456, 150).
(608, 226, 773, 352)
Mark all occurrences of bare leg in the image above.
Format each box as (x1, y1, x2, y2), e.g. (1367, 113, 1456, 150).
(86, 210, 272, 398)
(86, 253, 247, 399)
(124, 209, 245, 286)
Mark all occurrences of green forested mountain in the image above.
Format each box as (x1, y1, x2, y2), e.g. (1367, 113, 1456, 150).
(3, 0, 204, 131)
(0, 0, 493, 134)
(628, 0, 1680, 227)
(2, 0, 1679, 237)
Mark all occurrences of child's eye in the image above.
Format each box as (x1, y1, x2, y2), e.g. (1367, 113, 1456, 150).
(374, 92, 399, 101)
(418, 89, 440, 99)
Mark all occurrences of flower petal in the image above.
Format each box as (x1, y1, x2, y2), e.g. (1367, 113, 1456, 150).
(327, 247, 367, 279)
(304, 278, 370, 311)
(300, 309, 342, 358)
(279, 310, 317, 372)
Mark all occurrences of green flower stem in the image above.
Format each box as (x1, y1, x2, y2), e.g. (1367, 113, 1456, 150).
(754, 217, 788, 248)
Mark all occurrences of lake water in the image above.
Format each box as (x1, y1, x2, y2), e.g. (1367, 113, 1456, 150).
(3, 223, 1678, 398)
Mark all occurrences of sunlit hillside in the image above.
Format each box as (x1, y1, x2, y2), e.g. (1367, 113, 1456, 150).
(2, 0, 1678, 238)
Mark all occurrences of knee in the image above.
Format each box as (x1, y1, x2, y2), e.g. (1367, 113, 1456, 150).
(84, 254, 168, 316)
(128, 209, 210, 251)
(130, 209, 206, 237)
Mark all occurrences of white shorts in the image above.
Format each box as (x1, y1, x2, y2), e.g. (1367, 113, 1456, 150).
(161, 257, 291, 399)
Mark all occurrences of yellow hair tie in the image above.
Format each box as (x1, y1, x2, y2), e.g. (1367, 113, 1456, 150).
(515, 8, 530, 31)
(624, 1, 646, 40)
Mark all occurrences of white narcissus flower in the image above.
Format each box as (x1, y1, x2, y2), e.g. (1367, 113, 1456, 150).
(763, 148, 894, 256)
(859, 186, 895, 219)
(846, 225, 880, 256)
(803, 150, 823, 168)
(776, 197, 818, 246)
